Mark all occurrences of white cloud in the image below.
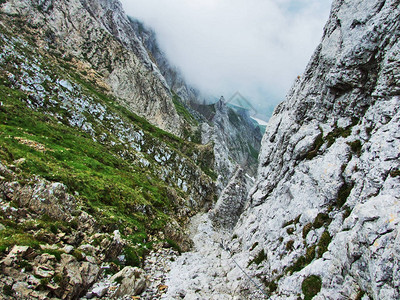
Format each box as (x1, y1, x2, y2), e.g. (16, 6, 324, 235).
(120, 0, 332, 117)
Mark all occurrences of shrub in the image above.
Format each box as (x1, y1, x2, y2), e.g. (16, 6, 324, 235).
(302, 223, 313, 239)
(348, 140, 362, 156)
(313, 213, 331, 229)
(3, 285, 13, 296)
(286, 240, 294, 251)
(305, 245, 316, 264)
(390, 169, 400, 177)
(124, 246, 143, 267)
(317, 231, 331, 258)
(302, 275, 322, 300)
(336, 182, 354, 208)
(286, 255, 306, 273)
(287, 227, 295, 235)
(248, 249, 267, 266)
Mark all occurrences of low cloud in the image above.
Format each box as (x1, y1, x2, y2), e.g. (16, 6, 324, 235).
(120, 0, 332, 117)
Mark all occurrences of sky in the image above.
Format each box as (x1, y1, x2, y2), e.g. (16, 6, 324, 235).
(120, 0, 332, 119)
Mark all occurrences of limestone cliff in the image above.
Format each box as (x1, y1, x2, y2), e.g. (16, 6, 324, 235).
(230, 0, 400, 299)
(202, 98, 262, 193)
(2, 0, 185, 136)
(130, 18, 204, 106)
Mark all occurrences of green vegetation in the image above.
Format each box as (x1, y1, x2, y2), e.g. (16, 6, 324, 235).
(348, 140, 362, 156)
(390, 169, 400, 177)
(336, 181, 354, 208)
(287, 227, 295, 235)
(248, 249, 267, 266)
(302, 223, 313, 239)
(282, 215, 301, 228)
(0, 22, 216, 263)
(286, 240, 294, 251)
(355, 290, 366, 300)
(250, 242, 259, 251)
(325, 126, 352, 147)
(286, 255, 306, 274)
(172, 92, 198, 127)
(313, 213, 332, 229)
(302, 275, 322, 300)
(306, 133, 324, 160)
(305, 245, 316, 264)
(3, 284, 13, 296)
(317, 231, 331, 258)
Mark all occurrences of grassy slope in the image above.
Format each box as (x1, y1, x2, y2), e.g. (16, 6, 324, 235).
(0, 16, 214, 266)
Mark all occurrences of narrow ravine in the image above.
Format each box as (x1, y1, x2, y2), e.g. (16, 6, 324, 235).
(161, 213, 266, 299)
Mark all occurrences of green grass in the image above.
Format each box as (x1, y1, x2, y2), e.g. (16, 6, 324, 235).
(317, 231, 331, 258)
(172, 92, 198, 127)
(302, 275, 322, 300)
(248, 249, 267, 266)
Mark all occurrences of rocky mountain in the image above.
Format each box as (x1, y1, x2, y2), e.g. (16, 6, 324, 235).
(2, 0, 186, 136)
(130, 18, 204, 107)
(229, 0, 400, 298)
(0, 0, 263, 298)
(201, 98, 262, 192)
(158, 0, 400, 299)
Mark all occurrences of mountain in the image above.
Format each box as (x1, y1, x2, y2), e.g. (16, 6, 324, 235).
(0, 0, 262, 299)
(229, 0, 400, 298)
(2, 0, 186, 136)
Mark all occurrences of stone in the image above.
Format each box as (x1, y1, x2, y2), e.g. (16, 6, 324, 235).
(209, 166, 248, 229)
(111, 266, 147, 298)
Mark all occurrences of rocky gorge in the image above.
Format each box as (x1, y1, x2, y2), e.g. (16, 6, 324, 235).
(0, 0, 399, 299)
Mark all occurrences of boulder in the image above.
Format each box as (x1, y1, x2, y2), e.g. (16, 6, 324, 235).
(110, 266, 147, 298)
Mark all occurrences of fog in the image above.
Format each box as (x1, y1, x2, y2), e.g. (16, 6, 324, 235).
(120, 0, 332, 118)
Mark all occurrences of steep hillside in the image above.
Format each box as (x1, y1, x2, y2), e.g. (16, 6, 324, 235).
(231, 0, 400, 299)
(2, 0, 186, 136)
(159, 0, 400, 299)
(0, 9, 216, 299)
(130, 18, 204, 107)
(202, 98, 262, 192)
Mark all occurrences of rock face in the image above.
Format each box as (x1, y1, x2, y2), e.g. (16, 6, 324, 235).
(209, 167, 248, 229)
(2, 0, 184, 136)
(230, 0, 400, 299)
(202, 98, 262, 192)
(130, 18, 204, 106)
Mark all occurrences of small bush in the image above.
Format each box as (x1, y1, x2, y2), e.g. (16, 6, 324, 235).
(286, 240, 294, 251)
(72, 249, 84, 261)
(268, 281, 278, 293)
(286, 255, 306, 273)
(3, 284, 13, 296)
(306, 134, 324, 160)
(313, 213, 331, 229)
(390, 169, 400, 177)
(250, 242, 259, 251)
(248, 249, 267, 266)
(124, 247, 140, 267)
(305, 245, 316, 264)
(336, 182, 354, 208)
(287, 227, 295, 235)
(317, 231, 331, 258)
(19, 260, 33, 272)
(348, 140, 362, 156)
(302, 223, 313, 239)
(302, 275, 322, 300)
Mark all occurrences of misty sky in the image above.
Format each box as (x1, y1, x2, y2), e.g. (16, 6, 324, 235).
(120, 0, 332, 118)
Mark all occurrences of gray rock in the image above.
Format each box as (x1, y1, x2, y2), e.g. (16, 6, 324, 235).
(111, 266, 147, 298)
(210, 167, 248, 229)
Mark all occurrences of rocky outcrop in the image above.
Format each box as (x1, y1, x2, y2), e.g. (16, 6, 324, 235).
(209, 167, 248, 229)
(1, 0, 184, 136)
(202, 98, 262, 192)
(230, 0, 400, 299)
(130, 18, 204, 106)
